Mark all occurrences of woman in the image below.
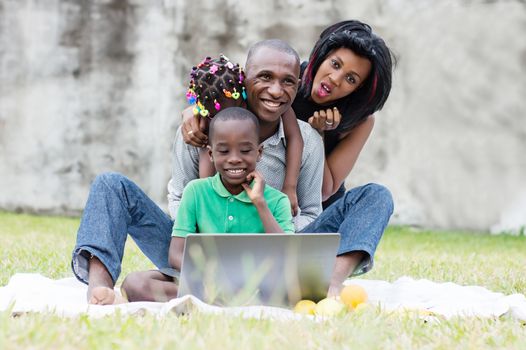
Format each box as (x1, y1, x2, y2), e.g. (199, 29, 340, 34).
(292, 20, 394, 208)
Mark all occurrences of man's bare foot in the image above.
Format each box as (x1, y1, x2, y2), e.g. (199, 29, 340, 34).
(88, 286, 127, 305)
(89, 286, 116, 305)
(86, 255, 116, 304)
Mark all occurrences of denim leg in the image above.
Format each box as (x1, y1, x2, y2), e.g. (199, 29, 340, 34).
(71, 172, 173, 285)
(299, 183, 394, 276)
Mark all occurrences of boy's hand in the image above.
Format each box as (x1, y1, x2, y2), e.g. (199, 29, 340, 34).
(242, 171, 266, 205)
(308, 107, 341, 132)
(281, 186, 299, 216)
(181, 107, 208, 147)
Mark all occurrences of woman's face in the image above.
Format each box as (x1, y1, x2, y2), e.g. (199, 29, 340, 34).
(310, 47, 372, 105)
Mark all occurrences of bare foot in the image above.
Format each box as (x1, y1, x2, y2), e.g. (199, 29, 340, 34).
(86, 255, 116, 304)
(327, 284, 343, 298)
(89, 286, 116, 305)
(327, 252, 366, 297)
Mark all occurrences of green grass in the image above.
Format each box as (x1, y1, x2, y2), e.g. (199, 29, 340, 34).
(1, 211, 525, 349)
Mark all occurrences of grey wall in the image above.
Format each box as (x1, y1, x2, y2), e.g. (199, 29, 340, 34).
(1, 0, 525, 232)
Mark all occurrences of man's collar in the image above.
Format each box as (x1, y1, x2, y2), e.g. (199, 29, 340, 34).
(260, 118, 285, 147)
(210, 173, 253, 203)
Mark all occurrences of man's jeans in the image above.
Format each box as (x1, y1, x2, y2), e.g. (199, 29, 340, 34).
(72, 173, 393, 284)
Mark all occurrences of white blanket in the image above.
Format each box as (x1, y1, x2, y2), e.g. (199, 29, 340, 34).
(1, 273, 525, 321)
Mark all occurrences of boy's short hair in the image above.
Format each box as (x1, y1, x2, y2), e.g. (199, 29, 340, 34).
(208, 107, 260, 143)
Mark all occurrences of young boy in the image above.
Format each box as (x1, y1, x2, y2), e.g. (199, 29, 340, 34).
(119, 107, 294, 302)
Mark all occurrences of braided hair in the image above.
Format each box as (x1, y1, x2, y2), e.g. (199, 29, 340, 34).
(186, 55, 246, 118)
(300, 20, 394, 131)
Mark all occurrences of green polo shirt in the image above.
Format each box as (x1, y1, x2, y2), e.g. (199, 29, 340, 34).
(172, 173, 294, 237)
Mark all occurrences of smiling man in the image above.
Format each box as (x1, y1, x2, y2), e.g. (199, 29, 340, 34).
(168, 40, 325, 231)
(70, 40, 325, 305)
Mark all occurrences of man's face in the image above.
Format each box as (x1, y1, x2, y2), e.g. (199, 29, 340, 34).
(244, 47, 300, 124)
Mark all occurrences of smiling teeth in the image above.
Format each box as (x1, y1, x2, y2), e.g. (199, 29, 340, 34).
(263, 100, 280, 107)
(227, 169, 244, 174)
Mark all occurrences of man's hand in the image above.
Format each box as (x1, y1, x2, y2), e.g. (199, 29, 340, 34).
(181, 107, 208, 147)
(242, 171, 266, 205)
(308, 107, 341, 132)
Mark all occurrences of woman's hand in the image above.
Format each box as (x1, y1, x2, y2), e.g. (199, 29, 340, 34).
(242, 171, 266, 206)
(308, 107, 341, 133)
(181, 107, 208, 147)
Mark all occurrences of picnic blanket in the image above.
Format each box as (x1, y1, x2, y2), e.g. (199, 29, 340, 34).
(1, 273, 525, 321)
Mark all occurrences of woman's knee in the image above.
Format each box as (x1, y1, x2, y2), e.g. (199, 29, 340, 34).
(357, 183, 394, 214)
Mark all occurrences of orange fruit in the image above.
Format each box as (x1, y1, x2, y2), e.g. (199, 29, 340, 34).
(340, 284, 367, 309)
(314, 297, 346, 317)
(293, 299, 316, 315)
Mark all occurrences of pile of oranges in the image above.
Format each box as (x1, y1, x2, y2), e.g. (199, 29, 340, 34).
(293, 284, 368, 317)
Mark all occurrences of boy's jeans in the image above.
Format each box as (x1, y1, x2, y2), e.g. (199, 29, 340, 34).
(72, 172, 393, 284)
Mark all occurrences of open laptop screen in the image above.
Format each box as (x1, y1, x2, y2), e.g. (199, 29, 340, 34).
(177, 233, 340, 307)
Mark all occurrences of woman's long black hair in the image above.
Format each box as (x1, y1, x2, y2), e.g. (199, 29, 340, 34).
(299, 20, 394, 131)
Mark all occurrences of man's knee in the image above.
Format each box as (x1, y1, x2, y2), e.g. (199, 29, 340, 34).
(92, 172, 128, 191)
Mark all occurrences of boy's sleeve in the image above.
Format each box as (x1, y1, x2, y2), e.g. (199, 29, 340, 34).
(272, 196, 295, 234)
(172, 183, 198, 238)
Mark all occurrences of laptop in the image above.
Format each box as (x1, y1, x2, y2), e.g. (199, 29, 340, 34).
(176, 233, 340, 307)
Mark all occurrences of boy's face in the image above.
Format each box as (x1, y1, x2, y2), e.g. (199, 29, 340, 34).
(208, 119, 262, 195)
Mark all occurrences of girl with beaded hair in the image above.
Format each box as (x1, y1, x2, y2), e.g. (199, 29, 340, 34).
(183, 55, 304, 215)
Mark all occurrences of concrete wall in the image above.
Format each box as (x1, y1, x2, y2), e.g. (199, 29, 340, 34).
(1, 0, 525, 232)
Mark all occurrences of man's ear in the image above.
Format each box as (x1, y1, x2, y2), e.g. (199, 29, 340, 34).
(257, 144, 263, 162)
(207, 145, 213, 162)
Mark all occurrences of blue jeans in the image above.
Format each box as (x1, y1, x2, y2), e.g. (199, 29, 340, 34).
(72, 173, 393, 284)
(299, 183, 394, 276)
(72, 173, 174, 284)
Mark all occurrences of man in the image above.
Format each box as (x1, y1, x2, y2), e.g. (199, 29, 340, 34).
(71, 39, 324, 304)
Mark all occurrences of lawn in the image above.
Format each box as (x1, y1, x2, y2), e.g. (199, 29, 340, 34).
(0, 211, 525, 349)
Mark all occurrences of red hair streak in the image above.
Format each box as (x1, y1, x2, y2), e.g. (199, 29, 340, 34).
(304, 49, 320, 88)
(368, 73, 378, 102)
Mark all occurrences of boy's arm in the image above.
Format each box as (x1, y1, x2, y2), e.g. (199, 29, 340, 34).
(242, 171, 285, 233)
(169, 182, 199, 269)
(168, 236, 186, 270)
(281, 108, 303, 216)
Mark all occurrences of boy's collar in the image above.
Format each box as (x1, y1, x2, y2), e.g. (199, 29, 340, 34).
(210, 173, 254, 203)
